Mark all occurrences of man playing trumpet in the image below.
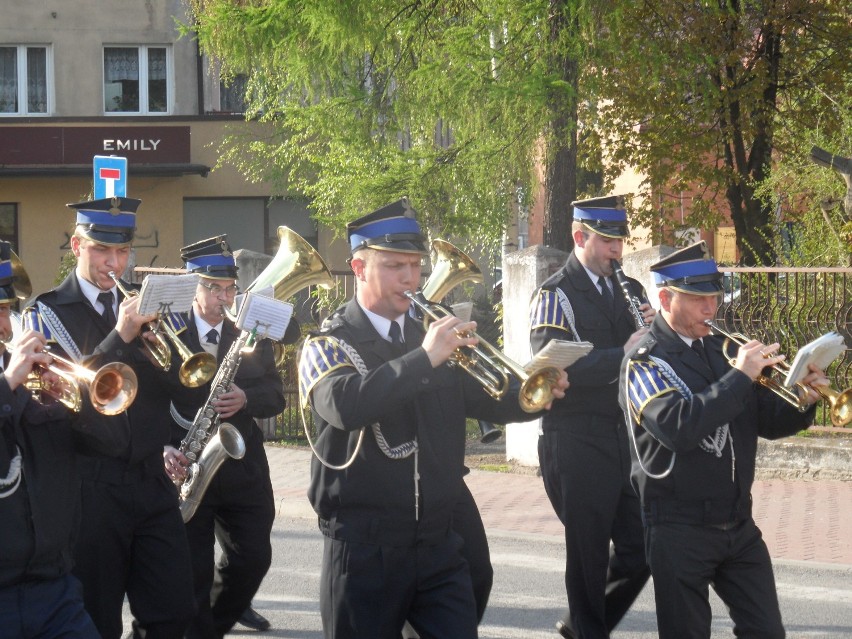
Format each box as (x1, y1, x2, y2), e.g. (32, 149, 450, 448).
(0, 241, 128, 639)
(299, 199, 568, 639)
(620, 241, 829, 639)
(31, 197, 195, 638)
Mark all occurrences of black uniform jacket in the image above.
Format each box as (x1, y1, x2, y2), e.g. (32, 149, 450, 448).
(167, 310, 286, 448)
(34, 273, 174, 464)
(619, 314, 815, 526)
(530, 252, 647, 424)
(0, 375, 127, 588)
(303, 299, 538, 543)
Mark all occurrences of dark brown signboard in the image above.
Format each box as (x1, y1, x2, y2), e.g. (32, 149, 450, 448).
(0, 126, 191, 165)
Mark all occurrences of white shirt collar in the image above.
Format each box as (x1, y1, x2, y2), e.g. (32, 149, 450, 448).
(359, 302, 406, 343)
(582, 264, 610, 293)
(194, 312, 224, 340)
(75, 270, 116, 313)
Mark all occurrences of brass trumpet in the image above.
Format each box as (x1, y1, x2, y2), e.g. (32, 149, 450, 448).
(108, 272, 217, 388)
(11, 311, 138, 415)
(406, 290, 562, 413)
(28, 348, 138, 415)
(704, 320, 852, 426)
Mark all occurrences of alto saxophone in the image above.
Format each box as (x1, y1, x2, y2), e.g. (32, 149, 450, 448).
(176, 330, 251, 522)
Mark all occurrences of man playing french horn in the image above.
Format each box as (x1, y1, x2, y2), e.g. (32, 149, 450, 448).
(298, 200, 568, 639)
(163, 235, 300, 638)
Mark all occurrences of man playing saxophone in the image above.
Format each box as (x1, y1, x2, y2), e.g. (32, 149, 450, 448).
(163, 236, 299, 638)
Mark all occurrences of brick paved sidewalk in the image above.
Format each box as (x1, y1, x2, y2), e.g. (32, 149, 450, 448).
(267, 445, 852, 565)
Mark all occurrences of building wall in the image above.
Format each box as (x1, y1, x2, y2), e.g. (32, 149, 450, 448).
(0, 0, 355, 296)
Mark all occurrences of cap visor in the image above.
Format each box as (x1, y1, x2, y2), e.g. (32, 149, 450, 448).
(77, 228, 134, 246)
(357, 240, 428, 255)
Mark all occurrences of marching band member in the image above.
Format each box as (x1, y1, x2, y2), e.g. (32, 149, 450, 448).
(529, 196, 651, 639)
(299, 200, 568, 639)
(0, 242, 128, 639)
(31, 198, 195, 639)
(620, 242, 828, 639)
(163, 237, 299, 639)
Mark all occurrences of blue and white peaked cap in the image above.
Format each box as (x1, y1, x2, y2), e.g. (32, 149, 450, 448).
(0, 241, 16, 304)
(651, 241, 723, 295)
(69, 196, 140, 246)
(347, 198, 428, 255)
(572, 195, 630, 239)
(181, 235, 238, 280)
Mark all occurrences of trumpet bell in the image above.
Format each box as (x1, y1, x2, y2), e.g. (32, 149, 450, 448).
(90, 362, 138, 415)
(179, 351, 218, 388)
(520, 367, 564, 413)
(816, 386, 852, 427)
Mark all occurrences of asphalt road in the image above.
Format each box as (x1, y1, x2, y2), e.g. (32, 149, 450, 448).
(210, 515, 852, 639)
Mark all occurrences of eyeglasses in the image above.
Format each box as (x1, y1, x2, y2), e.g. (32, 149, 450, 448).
(199, 282, 240, 296)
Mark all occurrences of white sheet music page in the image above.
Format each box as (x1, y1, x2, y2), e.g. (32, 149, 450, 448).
(137, 274, 200, 316)
(235, 292, 293, 341)
(783, 331, 847, 388)
(232, 286, 274, 319)
(524, 339, 593, 373)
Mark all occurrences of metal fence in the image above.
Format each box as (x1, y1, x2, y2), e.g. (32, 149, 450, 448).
(265, 265, 852, 439)
(715, 267, 851, 428)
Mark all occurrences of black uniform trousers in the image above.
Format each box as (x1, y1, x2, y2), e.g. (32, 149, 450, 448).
(184, 429, 275, 639)
(538, 416, 649, 639)
(645, 518, 784, 639)
(319, 523, 476, 639)
(75, 455, 195, 639)
(453, 481, 492, 622)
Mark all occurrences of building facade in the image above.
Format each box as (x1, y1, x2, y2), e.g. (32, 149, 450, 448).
(1, 0, 348, 295)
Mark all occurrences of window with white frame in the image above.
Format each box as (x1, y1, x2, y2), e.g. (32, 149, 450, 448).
(0, 45, 50, 115)
(103, 46, 170, 114)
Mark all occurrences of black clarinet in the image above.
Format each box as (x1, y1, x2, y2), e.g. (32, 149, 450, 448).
(611, 259, 649, 329)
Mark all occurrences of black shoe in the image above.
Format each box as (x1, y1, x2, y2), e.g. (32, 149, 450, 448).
(238, 607, 271, 632)
(555, 619, 577, 638)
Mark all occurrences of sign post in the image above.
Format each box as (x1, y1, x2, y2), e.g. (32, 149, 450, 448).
(93, 155, 128, 199)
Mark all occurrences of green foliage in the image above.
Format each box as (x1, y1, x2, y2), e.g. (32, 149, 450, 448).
(55, 251, 77, 285)
(184, 0, 600, 253)
(590, 0, 852, 264)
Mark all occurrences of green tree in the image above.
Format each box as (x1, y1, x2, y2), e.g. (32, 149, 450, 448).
(184, 0, 600, 255)
(592, 0, 851, 265)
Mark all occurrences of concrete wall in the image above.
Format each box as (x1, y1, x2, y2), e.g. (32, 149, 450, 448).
(503, 244, 568, 465)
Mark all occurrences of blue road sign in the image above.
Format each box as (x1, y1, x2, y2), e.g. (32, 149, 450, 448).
(93, 156, 128, 199)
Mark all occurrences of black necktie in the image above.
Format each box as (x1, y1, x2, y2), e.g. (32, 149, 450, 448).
(97, 291, 117, 326)
(388, 321, 404, 355)
(692, 339, 711, 367)
(205, 328, 219, 345)
(599, 276, 614, 309)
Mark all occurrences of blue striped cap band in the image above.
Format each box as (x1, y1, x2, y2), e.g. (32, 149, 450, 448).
(349, 216, 424, 252)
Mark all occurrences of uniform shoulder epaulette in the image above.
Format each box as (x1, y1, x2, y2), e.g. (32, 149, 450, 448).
(312, 309, 345, 336)
(298, 332, 356, 406)
(538, 265, 568, 292)
(629, 333, 657, 361)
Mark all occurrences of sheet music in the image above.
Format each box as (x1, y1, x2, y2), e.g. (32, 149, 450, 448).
(783, 331, 847, 388)
(524, 339, 593, 373)
(235, 292, 294, 341)
(137, 274, 199, 316)
(451, 302, 473, 323)
(232, 286, 274, 318)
